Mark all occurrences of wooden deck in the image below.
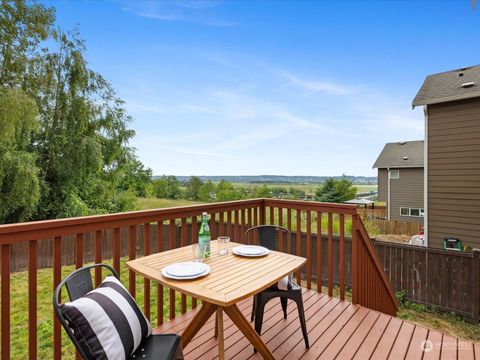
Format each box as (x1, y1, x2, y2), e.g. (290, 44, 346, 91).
(154, 289, 479, 359)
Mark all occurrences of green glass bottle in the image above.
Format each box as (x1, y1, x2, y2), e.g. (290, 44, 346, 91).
(198, 212, 211, 257)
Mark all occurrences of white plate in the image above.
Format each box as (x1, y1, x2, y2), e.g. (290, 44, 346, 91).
(164, 262, 209, 277)
(232, 245, 270, 257)
(162, 264, 211, 280)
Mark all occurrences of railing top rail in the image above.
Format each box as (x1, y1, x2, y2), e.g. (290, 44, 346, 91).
(264, 198, 357, 214)
(0, 199, 265, 244)
(0, 198, 359, 245)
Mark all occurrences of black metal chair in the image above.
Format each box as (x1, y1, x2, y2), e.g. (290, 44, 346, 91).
(53, 263, 183, 360)
(246, 225, 309, 349)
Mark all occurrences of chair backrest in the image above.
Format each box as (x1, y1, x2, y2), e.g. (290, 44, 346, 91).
(245, 225, 289, 251)
(53, 264, 119, 359)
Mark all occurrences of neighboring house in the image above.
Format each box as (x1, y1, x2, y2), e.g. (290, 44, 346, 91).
(373, 141, 424, 223)
(413, 65, 480, 249)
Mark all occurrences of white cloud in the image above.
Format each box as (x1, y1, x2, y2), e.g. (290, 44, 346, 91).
(123, 49, 423, 175)
(279, 72, 352, 95)
(121, 1, 236, 27)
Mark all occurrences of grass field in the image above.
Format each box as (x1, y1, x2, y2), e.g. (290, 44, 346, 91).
(137, 197, 201, 209)
(230, 182, 376, 197)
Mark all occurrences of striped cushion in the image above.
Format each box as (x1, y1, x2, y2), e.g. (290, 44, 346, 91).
(60, 276, 152, 360)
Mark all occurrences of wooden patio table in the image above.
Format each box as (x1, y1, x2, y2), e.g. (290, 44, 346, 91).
(126, 240, 306, 360)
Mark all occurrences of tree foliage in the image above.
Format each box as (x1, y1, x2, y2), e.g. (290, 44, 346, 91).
(216, 179, 244, 202)
(184, 176, 203, 200)
(0, 88, 40, 222)
(198, 180, 216, 202)
(152, 176, 181, 199)
(0, 0, 151, 222)
(314, 177, 357, 203)
(253, 184, 272, 198)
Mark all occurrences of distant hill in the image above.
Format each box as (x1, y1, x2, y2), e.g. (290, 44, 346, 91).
(153, 175, 377, 185)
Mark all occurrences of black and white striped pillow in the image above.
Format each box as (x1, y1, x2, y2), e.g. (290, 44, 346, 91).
(60, 276, 152, 360)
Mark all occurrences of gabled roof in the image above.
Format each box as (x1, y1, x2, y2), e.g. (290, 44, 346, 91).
(373, 140, 424, 169)
(412, 65, 480, 107)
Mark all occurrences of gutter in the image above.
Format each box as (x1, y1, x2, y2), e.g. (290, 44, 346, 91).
(423, 106, 428, 247)
(387, 167, 391, 221)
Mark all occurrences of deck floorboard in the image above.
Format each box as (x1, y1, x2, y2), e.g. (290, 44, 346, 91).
(153, 289, 478, 359)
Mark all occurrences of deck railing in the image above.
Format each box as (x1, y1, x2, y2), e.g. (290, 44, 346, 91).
(0, 198, 397, 359)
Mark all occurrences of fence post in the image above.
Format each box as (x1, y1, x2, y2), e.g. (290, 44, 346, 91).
(472, 249, 480, 323)
(392, 220, 397, 235)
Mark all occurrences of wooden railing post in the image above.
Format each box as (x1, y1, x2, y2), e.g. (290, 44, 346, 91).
(259, 199, 266, 225)
(351, 214, 359, 305)
(1, 244, 10, 360)
(28, 240, 37, 360)
(472, 249, 480, 323)
(53, 236, 62, 360)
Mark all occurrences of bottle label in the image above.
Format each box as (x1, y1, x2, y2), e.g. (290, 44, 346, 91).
(199, 235, 210, 246)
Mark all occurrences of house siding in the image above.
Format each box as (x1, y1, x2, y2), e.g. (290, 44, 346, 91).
(377, 169, 388, 202)
(389, 168, 424, 223)
(427, 98, 480, 249)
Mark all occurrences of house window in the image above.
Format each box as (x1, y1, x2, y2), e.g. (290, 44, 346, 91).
(410, 208, 420, 217)
(389, 170, 399, 179)
(400, 207, 424, 217)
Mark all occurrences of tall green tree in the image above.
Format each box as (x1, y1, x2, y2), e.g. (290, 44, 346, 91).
(0, 88, 40, 223)
(184, 176, 203, 200)
(0, 0, 151, 220)
(0, 0, 54, 87)
(314, 177, 357, 203)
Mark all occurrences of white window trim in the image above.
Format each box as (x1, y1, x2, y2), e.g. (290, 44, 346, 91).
(389, 170, 400, 179)
(400, 207, 424, 218)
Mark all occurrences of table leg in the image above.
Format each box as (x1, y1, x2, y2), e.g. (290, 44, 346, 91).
(181, 301, 216, 348)
(224, 304, 274, 360)
(216, 308, 225, 360)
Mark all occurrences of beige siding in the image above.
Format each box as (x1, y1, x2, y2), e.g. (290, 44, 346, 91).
(377, 169, 388, 202)
(427, 98, 480, 249)
(389, 168, 424, 223)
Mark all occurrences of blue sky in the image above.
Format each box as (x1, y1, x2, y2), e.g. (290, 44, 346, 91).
(46, 0, 479, 176)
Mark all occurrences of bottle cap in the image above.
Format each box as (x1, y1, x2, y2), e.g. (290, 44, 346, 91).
(202, 212, 207, 216)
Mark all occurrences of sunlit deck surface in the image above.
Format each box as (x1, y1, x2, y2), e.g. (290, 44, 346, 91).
(154, 288, 479, 360)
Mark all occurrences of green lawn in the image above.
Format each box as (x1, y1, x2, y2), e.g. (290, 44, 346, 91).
(7, 257, 190, 360)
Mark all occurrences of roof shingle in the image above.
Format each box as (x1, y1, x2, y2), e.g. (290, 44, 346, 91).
(412, 65, 480, 107)
(373, 140, 424, 168)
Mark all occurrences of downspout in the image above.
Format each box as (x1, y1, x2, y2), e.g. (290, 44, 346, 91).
(387, 167, 391, 221)
(423, 106, 428, 247)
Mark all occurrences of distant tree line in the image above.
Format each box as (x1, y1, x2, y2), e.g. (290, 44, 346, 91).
(150, 176, 357, 203)
(0, 1, 151, 223)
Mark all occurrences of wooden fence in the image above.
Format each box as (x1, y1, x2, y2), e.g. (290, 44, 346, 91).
(374, 240, 480, 322)
(357, 208, 423, 236)
(368, 219, 423, 236)
(357, 208, 387, 219)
